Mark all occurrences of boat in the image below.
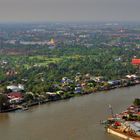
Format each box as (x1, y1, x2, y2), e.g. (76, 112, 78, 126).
(107, 126, 140, 140)
(102, 104, 140, 140)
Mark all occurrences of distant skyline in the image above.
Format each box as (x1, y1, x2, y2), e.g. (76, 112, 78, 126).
(0, 0, 140, 22)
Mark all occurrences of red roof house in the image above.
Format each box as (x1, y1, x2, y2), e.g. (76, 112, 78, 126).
(132, 59, 140, 65)
(7, 92, 23, 99)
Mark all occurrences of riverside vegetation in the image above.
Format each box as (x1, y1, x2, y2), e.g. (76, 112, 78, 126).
(1, 23, 140, 112)
(0, 44, 140, 112)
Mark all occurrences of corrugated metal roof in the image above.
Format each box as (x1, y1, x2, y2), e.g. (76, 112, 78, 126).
(132, 59, 140, 65)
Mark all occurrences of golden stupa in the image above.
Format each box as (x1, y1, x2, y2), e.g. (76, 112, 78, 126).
(49, 38, 55, 45)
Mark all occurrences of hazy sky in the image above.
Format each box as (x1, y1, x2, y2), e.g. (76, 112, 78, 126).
(0, 0, 140, 22)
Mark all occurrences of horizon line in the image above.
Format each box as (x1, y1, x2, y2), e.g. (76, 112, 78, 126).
(1, 20, 140, 24)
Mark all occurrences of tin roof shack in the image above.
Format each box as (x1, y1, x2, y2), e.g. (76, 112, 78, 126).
(74, 86, 83, 94)
(7, 84, 24, 92)
(108, 80, 121, 88)
(128, 122, 140, 136)
(46, 92, 61, 101)
(126, 75, 140, 84)
(7, 92, 23, 104)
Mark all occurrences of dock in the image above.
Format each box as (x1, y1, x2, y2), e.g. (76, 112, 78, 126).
(107, 127, 140, 140)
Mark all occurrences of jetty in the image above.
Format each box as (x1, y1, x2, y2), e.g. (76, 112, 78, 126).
(102, 100, 140, 140)
(107, 127, 140, 140)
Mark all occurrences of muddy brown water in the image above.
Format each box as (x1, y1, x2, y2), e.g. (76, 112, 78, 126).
(0, 85, 140, 140)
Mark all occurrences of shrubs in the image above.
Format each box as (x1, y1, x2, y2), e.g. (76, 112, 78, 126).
(0, 93, 9, 111)
(133, 98, 140, 106)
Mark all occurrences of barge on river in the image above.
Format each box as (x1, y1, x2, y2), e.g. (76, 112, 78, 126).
(107, 126, 140, 140)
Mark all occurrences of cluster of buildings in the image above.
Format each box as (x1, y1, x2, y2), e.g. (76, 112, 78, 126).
(103, 102, 140, 139)
(1, 23, 140, 54)
(5, 38, 56, 46)
(6, 84, 24, 104)
(0, 70, 140, 113)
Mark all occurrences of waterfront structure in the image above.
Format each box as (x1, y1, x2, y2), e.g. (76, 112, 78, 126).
(132, 59, 140, 73)
(107, 127, 139, 140)
(7, 84, 24, 92)
(102, 102, 140, 140)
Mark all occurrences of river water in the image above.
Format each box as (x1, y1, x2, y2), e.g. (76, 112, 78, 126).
(0, 85, 140, 140)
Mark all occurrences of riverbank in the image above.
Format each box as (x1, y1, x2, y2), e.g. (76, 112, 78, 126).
(1, 85, 140, 140)
(1, 76, 140, 113)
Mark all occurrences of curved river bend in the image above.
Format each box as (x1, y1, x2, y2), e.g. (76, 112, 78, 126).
(0, 85, 140, 140)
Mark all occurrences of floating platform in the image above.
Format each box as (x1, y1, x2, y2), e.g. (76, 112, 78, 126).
(107, 127, 140, 140)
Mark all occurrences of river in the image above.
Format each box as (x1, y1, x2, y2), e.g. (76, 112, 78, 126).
(0, 85, 140, 140)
